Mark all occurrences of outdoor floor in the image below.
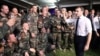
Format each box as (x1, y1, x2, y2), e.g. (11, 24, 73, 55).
(54, 49, 100, 56)
(47, 46, 100, 56)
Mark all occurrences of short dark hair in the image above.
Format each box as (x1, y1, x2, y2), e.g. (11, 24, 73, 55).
(12, 7, 17, 10)
(90, 9, 95, 11)
(4, 32, 14, 43)
(21, 20, 28, 26)
(31, 4, 37, 8)
(1, 5, 8, 9)
(76, 6, 84, 11)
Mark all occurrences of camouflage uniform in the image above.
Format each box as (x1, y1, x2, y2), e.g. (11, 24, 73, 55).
(4, 43, 21, 56)
(29, 33, 38, 56)
(13, 43, 23, 56)
(46, 33, 55, 52)
(13, 14, 22, 36)
(4, 44, 14, 56)
(60, 18, 70, 49)
(18, 31, 30, 56)
(0, 15, 9, 39)
(0, 42, 4, 56)
(0, 14, 8, 23)
(52, 16, 62, 49)
(38, 15, 51, 32)
(67, 19, 74, 50)
(27, 12, 38, 34)
(0, 24, 10, 42)
(37, 33, 48, 52)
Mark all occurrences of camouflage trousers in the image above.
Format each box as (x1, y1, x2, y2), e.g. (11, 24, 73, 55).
(29, 51, 36, 56)
(53, 32, 61, 49)
(13, 53, 23, 56)
(68, 30, 74, 48)
(61, 32, 69, 49)
(61, 31, 73, 49)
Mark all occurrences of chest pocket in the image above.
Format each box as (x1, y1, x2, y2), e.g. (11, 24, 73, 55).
(56, 20, 61, 25)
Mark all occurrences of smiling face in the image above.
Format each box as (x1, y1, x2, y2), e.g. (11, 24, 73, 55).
(56, 10, 61, 16)
(41, 27, 46, 33)
(32, 5, 38, 13)
(12, 8, 18, 15)
(61, 8, 67, 14)
(22, 23, 29, 31)
(68, 11, 72, 17)
(9, 34, 17, 43)
(1, 5, 9, 14)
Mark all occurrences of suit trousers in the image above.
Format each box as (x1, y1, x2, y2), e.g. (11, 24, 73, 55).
(74, 35, 87, 56)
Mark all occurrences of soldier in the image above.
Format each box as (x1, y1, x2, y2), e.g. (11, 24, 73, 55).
(19, 9, 25, 17)
(0, 5, 9, 23)
(0, 5, 16, 39)
(9, 7, 22, 36)
(27, 5, 39, 34)
(0, 18, 16, 40)
(51, 9, 62, 50)
(0, 5, 9, 39)
(60, 8, 70, 51)
(84, 9, 89, 17)
(0, 21, 5, 39)
(4, 32, 19, 56)
(66, 10, 75, 50)
(37, 27, 48, 56)
(46, 32, 55, 55)
(18, 21, 30, 56)
(38, 7, 51, 33)
(39, 6, 51, 16)
(29, 32, 38, 56)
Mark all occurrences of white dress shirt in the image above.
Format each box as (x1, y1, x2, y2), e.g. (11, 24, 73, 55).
(65, 15, 92, 36)
(93, 16, 100, 31)
(65, 18, 75, 24)
(75, 15, 92, 36)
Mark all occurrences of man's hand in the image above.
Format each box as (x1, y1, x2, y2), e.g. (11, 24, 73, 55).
(61, 27, 64, 31)
(30, 48, 36, 53)
(84, 32, 92, 51)
(51, 45, 55, 49)
(25, 52, 29, 56)
(39, 50, 45, 56)
(57, 26, 61, 29)
(7, 18, 16, 27)
(31, 33, 36, 38)
(96, 32, 100, 37)
(84, 44, 89, 51)
(69, 26, 74, 30)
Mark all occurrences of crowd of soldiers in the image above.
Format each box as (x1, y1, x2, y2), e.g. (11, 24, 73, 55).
(0, 4, 100, 56)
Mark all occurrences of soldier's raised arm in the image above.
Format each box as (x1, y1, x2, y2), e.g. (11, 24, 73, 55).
(6, 17, 16, 27)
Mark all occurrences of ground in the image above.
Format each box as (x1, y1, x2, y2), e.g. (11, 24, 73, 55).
(55, 49, 100, 56)
(46, 46, 100, 56)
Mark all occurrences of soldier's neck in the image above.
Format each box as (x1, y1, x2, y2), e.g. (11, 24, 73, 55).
(57, 15, 60, 18)
(23, 29, 28, 34)
(0, 12, 6, 17)
(8, 42, 13, 47)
